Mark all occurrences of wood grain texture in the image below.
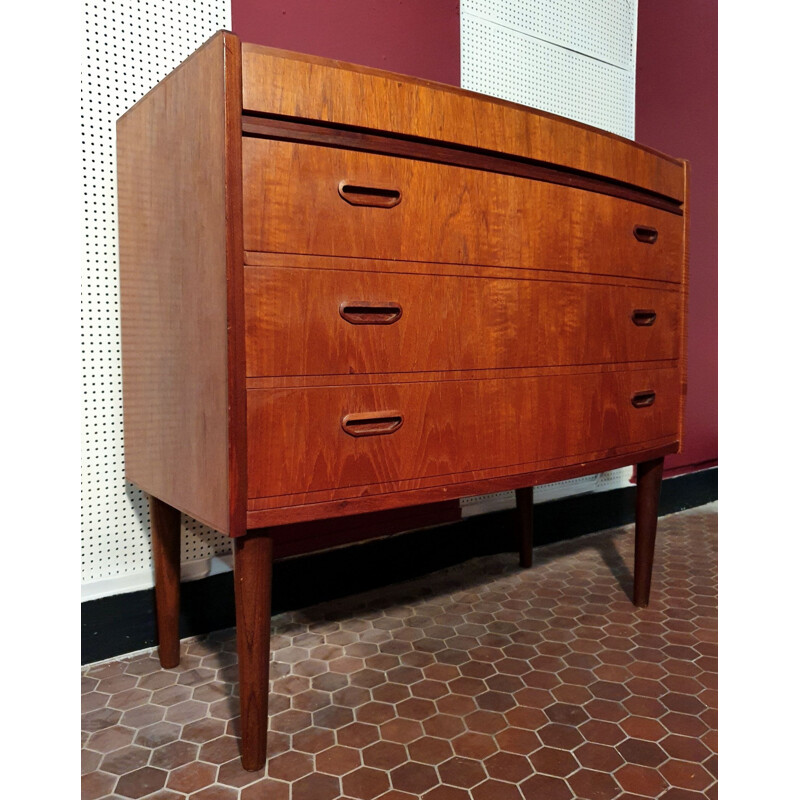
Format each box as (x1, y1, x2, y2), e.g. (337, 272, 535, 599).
(244, 251, 684, 287)
(244, 266, 681, 377)
(242, 139, 684, 283)
(234, 531, 273, 770)
(245, 442, 679, 528)
(240, 42, 685, 201)
(223, 35, 247, 537)
(246, 368, 680, 501)
(117, 31, 233, 532)
(241, 116, 682, 215)
(149, 496, 181, 669)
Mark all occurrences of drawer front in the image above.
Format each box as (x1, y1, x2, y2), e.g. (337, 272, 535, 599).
(245, 267, 681, 377)
(242, 139, 684, 283)
(247, 368, 680, 499)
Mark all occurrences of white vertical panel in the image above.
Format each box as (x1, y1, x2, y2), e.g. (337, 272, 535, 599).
(461, 0, 637, 138)
(458, 0, 638, 513)
(82, 1, 231, 600)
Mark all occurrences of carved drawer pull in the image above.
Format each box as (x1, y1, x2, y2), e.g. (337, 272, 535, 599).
(342, 411, 404, 437)
(338, 181, 401, 208)
(339, 302, 403, 325)
(631, 309, 657, 327)
(633, 225, 659, 244)
(631, 391, 657, 408)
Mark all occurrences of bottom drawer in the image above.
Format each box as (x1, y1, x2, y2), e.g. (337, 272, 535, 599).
(247, 369, 679, 500)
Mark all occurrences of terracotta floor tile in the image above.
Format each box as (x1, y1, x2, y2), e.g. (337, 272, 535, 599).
(568, 767, 623, 800)
(390, 761, 439, 794)
(471, 778, 525, 800)
(81, 770, 117, 800)
(315, 744, 361, 776)
(438, 755, 488, 787)
(362, 740, 407, 770)
(114, 766, 168, 798)
(422, 786, 472, 800)
(166, 762, 217, 794)
(100, 744, 151, 775)
(530, 746, 580, 777)
(81, 505, 717, 800)
(406, 736, 454, 765)
(520, 773, 574, 800)
(341, 765, 391, 799)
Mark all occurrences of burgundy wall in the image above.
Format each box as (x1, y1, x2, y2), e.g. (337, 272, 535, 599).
(231, 0, 460, 85)
(636, 2, 718, 475)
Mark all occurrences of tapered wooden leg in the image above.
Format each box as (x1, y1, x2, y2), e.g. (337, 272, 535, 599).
(234, 531, 273, 771)
(515, 486, 534, 568)
(634, 457, 664, 608)
(149, 496, 181, 669)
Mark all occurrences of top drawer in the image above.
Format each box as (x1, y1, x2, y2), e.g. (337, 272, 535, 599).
(242, 139, 684, 283)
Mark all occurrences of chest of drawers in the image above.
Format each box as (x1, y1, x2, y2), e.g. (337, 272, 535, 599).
(117, 31, 688, 770)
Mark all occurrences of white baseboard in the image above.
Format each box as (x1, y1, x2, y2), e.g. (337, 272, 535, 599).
(81, 553, 234, 602)
(459, 467, 634, 518)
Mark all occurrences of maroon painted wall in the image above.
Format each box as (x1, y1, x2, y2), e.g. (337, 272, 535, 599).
(231, 0, 460, 85)
(636, 2, 718, 475)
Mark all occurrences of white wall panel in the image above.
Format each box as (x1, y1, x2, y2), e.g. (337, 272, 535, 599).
(462, 0, 636, 69)
(82, 1, 231, 600)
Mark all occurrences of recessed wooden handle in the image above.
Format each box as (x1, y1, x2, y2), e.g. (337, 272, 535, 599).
(631, 391, 656, 408)
(631, 309, 657, 327)
(633, 225, 659, 244)
(338, 181, 401, 208)
(339, 302, 403, 325)
(341, 411, 404, 437)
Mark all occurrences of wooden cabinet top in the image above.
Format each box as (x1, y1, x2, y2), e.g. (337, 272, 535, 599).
(121, 31, 685, 204)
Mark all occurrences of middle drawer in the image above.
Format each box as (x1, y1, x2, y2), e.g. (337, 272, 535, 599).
(244, 266, 680, 377)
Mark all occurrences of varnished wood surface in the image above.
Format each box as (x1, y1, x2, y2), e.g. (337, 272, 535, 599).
(246, 368, 680, 501)
(244, 251, 683, 287)
(223, 34, 247, 537)
(244, 266, 680, 378)
(117, 31, 232, 533)
(149, 496, 181, 669)
(242, 116, 682, 215)
(242, 139, 684, 283)
(245, 441, 679, 528)
(234, 532, 273, 770)
(240, 42, 685, 201)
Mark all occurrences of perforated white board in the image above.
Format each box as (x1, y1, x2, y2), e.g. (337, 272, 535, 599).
(461, 0, 637, 138)
(81, 0, 231, 601)
(459, 0, 637, 514)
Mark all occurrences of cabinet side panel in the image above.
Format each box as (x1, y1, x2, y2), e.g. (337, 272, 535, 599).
(117, 33, 230, 533)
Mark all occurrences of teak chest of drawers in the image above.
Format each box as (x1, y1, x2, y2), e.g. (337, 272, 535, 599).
(117, 31, 689, 771)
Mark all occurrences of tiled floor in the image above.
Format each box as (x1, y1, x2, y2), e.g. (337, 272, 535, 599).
(82, 503, 717, 800)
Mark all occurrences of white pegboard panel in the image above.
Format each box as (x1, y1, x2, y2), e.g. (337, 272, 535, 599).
(461, 0, 637, 70)
(82, 0, 231, 601)
(461, 4, 636, 138)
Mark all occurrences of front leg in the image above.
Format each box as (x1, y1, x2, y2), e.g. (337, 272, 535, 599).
(633, 457, 664, 607)
(149, 496, 181, 668)
(234, 531, 274, 771)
